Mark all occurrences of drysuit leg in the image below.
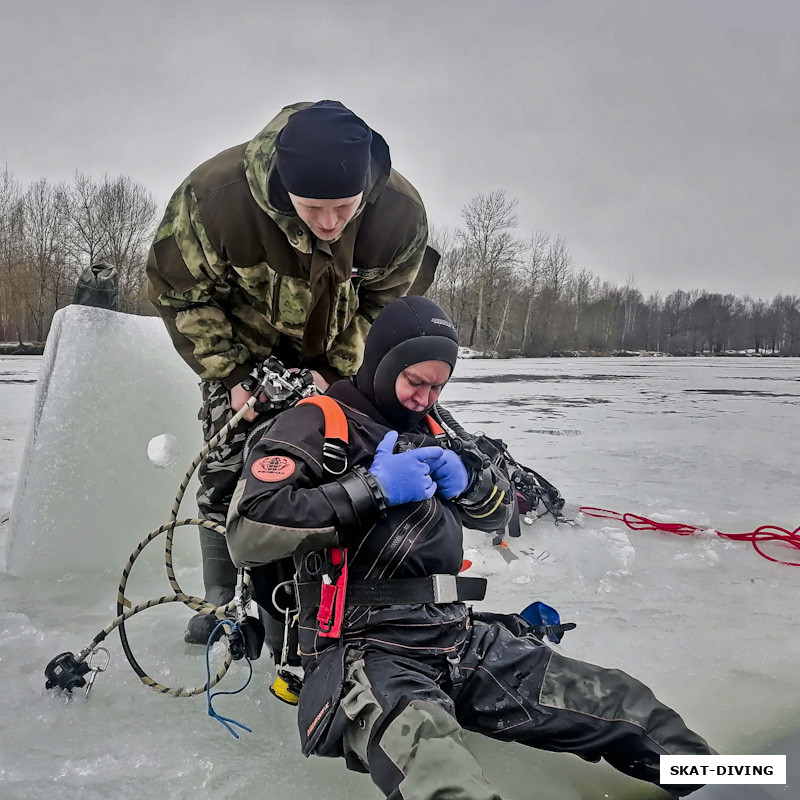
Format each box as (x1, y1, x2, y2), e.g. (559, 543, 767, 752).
(301, 648, 501, 800)
(452, 620, 713, 797)
(186, 379, 250, 644)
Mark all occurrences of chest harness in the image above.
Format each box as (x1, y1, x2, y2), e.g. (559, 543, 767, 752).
(268, 396, 488, 704)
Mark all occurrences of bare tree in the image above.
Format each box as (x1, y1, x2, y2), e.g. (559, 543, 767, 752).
(645, 292, 662, 352)
(518, 230, 548, 353)
(570, 268, 593, 349)
(66, 174, 157, 313)
(66, 172, 111, 270)
(457, 191, 523, 351)
(535, 234, 573, 351)
(100, 175, 157, 312)
(427, 226, 475, 338)
(427, 226, 457, 311)
(744, 296, 768, 353)
(775, 294, 800, 355)
(542, 236, 572, 301)
(19, 179, 71, 340)
(0, 166, 25, 342)
(619, 277, 641, 350)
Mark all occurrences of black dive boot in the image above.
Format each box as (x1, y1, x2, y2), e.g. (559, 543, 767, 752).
(185, 528, 237, 645)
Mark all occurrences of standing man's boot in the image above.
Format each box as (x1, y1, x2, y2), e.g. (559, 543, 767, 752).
(184, 527, 238, 644)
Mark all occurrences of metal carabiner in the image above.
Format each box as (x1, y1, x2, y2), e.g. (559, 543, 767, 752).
(271, 579, 298, 617)
(84, 647, 111, 699)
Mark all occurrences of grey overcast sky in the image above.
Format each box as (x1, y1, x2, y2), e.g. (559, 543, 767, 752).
(1, 0, 798, 299)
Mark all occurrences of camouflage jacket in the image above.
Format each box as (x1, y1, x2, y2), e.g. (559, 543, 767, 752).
(146, 102, 434, 387)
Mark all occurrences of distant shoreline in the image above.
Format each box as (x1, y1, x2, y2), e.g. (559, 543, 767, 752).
(1, 343, 796, 359)
(0, 343, 45, 356)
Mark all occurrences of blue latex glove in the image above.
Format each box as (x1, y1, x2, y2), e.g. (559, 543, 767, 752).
(429, 449, 470, 499)
(368, 431, 443, 507)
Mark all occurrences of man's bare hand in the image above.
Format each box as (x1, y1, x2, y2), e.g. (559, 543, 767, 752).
(230, 382, 263, 421)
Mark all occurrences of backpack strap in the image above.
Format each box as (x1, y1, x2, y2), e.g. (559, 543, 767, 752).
(297, 395, 349, 476)
(292, 396, 352, 638)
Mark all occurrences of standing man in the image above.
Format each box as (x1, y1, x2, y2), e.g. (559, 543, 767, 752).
(146, 100, 437, 643)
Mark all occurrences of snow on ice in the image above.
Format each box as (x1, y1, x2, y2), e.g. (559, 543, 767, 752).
(0, 307, 798, 799)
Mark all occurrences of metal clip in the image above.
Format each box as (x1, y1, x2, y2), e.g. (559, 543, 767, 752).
(321, 441, 348, 475)
(271, 579, 298, 616)
(84, 647, 110, 699)
(279, 607, 292, 669)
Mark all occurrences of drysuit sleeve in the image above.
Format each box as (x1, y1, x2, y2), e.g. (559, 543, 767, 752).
(145, 177, 253, 389)
(454, 459, 514, 533)
(225, 404, 384, 567)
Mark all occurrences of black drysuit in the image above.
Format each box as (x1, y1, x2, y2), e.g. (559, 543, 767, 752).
(225, 378, 712, 799)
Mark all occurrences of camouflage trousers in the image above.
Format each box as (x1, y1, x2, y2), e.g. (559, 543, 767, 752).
(297, 616, 712, 800)
(195, 380, 270, 596)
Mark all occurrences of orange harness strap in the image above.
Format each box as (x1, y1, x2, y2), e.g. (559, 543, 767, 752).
(297, 395, 349, 476)
(296, 395, 351, 637)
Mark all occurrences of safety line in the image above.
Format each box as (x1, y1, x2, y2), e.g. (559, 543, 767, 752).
(579, 506, 800, 567)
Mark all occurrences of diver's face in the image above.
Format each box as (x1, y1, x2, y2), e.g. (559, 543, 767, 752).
(394, 360, 451, 413)
(288, 193, 363, 240)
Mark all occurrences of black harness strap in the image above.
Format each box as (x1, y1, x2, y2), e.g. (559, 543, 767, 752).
(297, 575, 486, 609)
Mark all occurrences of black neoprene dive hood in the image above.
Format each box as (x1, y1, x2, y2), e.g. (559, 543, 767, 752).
(355, 296, 459, 430)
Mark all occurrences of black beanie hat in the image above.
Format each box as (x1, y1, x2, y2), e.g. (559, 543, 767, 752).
(355, 296, 460, 430)
(275, 101, 373, 199)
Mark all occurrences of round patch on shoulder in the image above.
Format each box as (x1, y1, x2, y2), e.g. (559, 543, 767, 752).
(251, 455, 296, 482)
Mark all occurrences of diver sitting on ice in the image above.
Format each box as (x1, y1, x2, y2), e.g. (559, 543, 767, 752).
(225, 295, 714, 799)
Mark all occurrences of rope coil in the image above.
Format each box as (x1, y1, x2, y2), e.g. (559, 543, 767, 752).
(110, 397, 261, 696)
(58, 396, 262, 698)
(47, 363, 319, 700)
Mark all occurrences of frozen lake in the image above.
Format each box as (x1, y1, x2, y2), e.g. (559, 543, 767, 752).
(1, 353, 798, 799)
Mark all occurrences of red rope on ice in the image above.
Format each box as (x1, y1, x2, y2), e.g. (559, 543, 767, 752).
(578, 507, 800, 567)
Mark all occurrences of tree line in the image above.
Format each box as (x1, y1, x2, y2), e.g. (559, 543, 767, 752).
(1, 170, 797, 357)
(0, 166, 157, 343)
(428, 191, 800, 357)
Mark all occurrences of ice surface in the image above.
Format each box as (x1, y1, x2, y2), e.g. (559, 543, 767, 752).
(0, 355, 38, 527)
(4, 305, 203, 577)
(1, 352, 798, 799)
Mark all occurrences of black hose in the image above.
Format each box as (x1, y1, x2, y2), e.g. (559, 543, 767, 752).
(432, 403, 473, 440)
(116, 579, 153, 681)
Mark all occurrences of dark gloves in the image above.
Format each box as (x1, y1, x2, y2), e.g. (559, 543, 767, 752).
(368, 431, 443, 507)
(429, 450, 470, 499)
